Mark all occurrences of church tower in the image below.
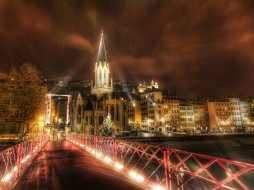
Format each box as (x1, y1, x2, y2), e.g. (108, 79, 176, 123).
(91, 31, 113, 99)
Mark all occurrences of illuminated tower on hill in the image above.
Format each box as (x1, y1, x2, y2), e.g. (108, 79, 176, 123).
(91, 31, 113, 99)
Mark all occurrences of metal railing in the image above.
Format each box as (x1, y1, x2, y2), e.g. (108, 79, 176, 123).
(67, 133, 254, 190)
(0, 134, 49, 189)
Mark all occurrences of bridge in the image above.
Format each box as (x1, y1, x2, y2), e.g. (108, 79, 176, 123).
(0, 134, 254, 190)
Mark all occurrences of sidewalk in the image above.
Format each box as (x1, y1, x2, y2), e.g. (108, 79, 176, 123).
(14, 140, 145, 190)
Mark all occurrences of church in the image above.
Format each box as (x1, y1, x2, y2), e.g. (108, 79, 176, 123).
(91, 31, 113, 99)
(71, 32, 141, 135)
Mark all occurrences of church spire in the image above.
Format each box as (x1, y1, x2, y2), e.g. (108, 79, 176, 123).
(97, 30, 107, 63)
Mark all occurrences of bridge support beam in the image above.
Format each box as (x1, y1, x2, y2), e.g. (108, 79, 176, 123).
(164, 150, 171, 190)
(45, 94, 51, 125)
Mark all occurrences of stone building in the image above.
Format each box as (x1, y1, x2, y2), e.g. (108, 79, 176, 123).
(179, 104, 195, 133)
(0, 72, 47, 139)
(163, 98, 180, 132)
(240, 100, 252, 131)
(126, 97, 142, 131)
(207, 100, 234, 132)
(141, 90, 166, 133)
(207, 98, 246, 132)
(91, 31, 113, 99)
(193, 103, 207, 132)
(71, 32, 133, 135)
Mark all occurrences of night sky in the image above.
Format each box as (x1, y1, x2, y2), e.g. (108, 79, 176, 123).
(0, 0, 254, 96)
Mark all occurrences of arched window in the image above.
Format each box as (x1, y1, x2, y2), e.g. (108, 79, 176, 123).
(99, 115, 103, 125)
(116, 105, 119, 121)
(111, 106, 114, 121)
(104, 72, 106, 84)
(77, 105, 81, 124)
(99, 72, 102, 85)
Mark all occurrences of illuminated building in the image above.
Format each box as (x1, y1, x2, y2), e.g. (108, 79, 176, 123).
(207, 100, 233, 132)
(163, 98, 180, 132)
(141, 90, 166, 133)
(0, 74, 47, 138)
(180, 104, 195, 133)
(207, 98, 245, 132)
(91, 31, 113, 99)
(72, 32, 129, 135)
(228, 98, 242, 130)
(137, 79, 159, 93)
(240, 100, 252, 131)
(193, 103, 207, 131)
(126, 98, 141, 131)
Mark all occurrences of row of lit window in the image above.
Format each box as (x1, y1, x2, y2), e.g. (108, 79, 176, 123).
(180, 107, 193, 110)
(180, 112, 193, 116)
(180, 118, 193, 122)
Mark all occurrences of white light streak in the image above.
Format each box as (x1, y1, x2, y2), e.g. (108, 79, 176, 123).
(104, 157, 111, 163)
(115, 163, 123, 170)
(129, 171, 144, 182)
(153, 186, 165, 190)
(12, 166, 18, 172)
(1, 173, 12, 182)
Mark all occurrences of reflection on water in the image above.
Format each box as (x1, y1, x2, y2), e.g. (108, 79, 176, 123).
(144, 136, 254, 163)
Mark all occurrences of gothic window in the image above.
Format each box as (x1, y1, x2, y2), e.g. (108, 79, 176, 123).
(99, 115, 103, 125)
(111, 106, 114, 121)
(77, 105, 81, 124)
(116, 105, 119, 121)
(104, 72, 106, 84)
(90, 116, 93, 125)
(99, 72, 102, 85)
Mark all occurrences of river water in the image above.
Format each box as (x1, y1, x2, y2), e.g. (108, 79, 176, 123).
(143, 136, 254, 163)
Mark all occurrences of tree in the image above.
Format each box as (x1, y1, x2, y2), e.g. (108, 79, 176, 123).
(8, 63, 46, 135)
(0, 74, 11, 121)
(100, 113, 114, 136)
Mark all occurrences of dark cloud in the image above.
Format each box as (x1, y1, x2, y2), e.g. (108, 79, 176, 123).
(0, 0, 254, 96)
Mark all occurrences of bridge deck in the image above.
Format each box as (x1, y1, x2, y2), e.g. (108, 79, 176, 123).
(14, 140, 144, 190)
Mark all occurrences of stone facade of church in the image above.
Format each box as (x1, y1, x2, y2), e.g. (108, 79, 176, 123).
(71, 32, 138, 135)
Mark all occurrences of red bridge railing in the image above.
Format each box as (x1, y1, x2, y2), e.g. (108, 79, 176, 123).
(0, 135, 49, 189)
(67, 133, 254, 190)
